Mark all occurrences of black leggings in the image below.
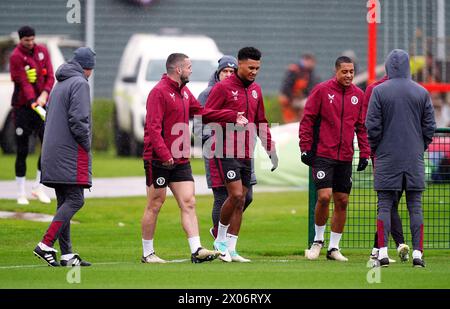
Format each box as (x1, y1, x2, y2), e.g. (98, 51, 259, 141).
(14, 107, 44, 177)
(211, 186, 254, 227)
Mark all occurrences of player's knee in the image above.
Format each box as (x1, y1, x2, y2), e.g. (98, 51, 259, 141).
(335, 196, 349, 208)
(181, 197, 196, 211)
(317, 194, 331, 207)
(147, 197, 165, 212)
(229, 192, 245, 207)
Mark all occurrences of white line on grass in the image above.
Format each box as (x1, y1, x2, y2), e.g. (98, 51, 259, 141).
(0, 258, 296, 269)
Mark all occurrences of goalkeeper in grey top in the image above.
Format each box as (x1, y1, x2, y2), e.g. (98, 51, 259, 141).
(366, 49, 436, 268)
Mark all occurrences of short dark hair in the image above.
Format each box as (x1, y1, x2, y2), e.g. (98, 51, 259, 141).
(238, 47, 261, 61)
(335, 56, 353, 69)
(302, 53, 316, 61)
(166, 53, 189, 73)
(18, 26, 35, 39)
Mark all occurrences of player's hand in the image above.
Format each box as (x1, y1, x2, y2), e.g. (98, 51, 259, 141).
(236, 112, 248, 126)
(25, 66, 37, 83)
(37, 91, 48, 107)
(301, 151, 314, 166)
(357, 158, 369, 171)
(269, 150, 278, 172)
(162, 158, 174, 167)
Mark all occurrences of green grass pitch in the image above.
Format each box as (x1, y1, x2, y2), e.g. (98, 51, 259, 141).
(0, 192, 449, 289)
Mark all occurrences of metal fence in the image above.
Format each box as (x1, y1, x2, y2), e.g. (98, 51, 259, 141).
(308, 128, 450, 249)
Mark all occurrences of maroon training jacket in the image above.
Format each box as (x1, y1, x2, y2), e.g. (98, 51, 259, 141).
(9, 43, 54, 108)
(205, 73, 274, 159)
(299, 77, 370, 162)
(143, 74, 237, 164)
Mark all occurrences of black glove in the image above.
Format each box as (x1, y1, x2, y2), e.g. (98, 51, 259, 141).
(301, 151, 314, 166)
(357, 158, 369, 171)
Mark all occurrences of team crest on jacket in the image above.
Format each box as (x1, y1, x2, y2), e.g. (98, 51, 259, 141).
(351, 96, 359, 105)
(252, 90, 258, 99)
(183, 91, 189, 100)
(38, 52, 45, 60)
(169, 93, 175, 101)
(328, 94, 335, 103)
(232, 90, 238, 101)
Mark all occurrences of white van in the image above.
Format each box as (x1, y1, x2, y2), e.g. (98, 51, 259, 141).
(0, 34, 82, 153)
(113, 33, 223, 156)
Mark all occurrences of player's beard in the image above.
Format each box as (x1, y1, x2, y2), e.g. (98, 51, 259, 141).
(180, 73, 190, 86)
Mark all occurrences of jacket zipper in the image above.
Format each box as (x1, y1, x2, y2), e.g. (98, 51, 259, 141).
(244, 88, 249, 117)
(337, 88, 345, 160)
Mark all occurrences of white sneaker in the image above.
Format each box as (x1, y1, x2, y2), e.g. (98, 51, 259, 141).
(306, 240, 324, 260)
(141, 252, 166, 264)
(31, 187, 51, 204)
(326, 248, 348, 262)
(213, 240, 232, 262)
(230, 251, 251, 263)
(397, 243, 410, 262)
(17, 196, 29, 205)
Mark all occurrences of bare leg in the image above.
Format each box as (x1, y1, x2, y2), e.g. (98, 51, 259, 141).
(141, 185, 166, 240)
(330, 192, 349, 233)
(169, 181, 198, 238)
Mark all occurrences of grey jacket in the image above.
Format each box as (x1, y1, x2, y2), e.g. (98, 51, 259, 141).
(195, 72, 257, 188)
(365, 49, 436, 191)
(41, 60, 92, 188)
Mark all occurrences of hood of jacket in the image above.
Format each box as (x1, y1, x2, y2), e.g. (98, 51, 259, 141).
(55, 60, 86, 82)
(385, 49, 410, 79)
(207, 71, 220, 87)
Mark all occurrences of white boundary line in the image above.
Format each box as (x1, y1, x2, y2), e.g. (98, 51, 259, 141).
(0, 259, 299, 269)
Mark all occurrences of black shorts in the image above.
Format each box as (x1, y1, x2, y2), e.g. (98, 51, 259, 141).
(215, 158, 252, 189)
(144, 160, 194, 188)
(312, 156, 353, 194)
(14, 106, 44, 138)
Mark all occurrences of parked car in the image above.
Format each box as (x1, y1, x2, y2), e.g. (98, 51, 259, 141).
(113, 33, 223, 156)
(0, 34, 82, 153)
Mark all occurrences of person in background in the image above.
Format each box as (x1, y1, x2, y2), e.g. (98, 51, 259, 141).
(9, 25, 54, 205)
(279, 53, 319, 123)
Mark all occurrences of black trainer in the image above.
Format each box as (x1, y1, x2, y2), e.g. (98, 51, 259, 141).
(379, 257, 390, 267)
(33, 245, 60, 267)
(191, 247, 218, 263)
(60, 254, 91, 267)
(413, 258, 425, 268)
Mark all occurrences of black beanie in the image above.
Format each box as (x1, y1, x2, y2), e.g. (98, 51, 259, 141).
(18, 26, 35, 39)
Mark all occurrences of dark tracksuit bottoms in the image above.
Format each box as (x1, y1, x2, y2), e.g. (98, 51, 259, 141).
(373, 191, 405, 248)
(377, 190, 424, 252)
(14, 107, 44, 177)
(41, 184, 84, 254)
(212, 186, 254, 228)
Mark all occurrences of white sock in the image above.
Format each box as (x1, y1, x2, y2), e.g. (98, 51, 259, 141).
(142, 239, 154, 257)
(60, 253, 75, 261)
(216, 222, 229, 242)
(226, 233, 238, 253)
(188, 236, 201, 254)
(328, 231, 342, 250)
(378, 247, 388, 259)
(412, 250, 422, 259)
(371, 248, 379, 256)
(33, 170, 42, 189)
(38, 242, 56, 252)
(314, 224, 325, 242)
(16, 176, 26, 197)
